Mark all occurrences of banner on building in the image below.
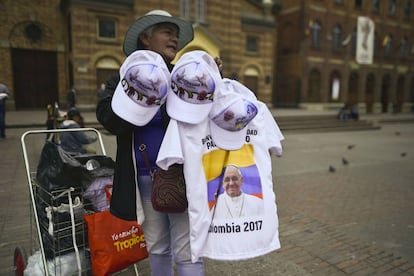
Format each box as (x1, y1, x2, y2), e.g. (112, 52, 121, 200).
(356, 16, 374, 64)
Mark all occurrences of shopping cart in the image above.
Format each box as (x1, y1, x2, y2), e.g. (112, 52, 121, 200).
(15, 128, 141, 275)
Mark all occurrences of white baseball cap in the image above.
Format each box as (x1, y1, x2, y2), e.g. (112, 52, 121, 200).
(167, 50, 222, 124)
(111, 50, 171, 126)
(209, 78, 258, 150)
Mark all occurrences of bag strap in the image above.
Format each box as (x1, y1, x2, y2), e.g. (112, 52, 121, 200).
(137, 134, 154, 178)
(67, 190, 82, 274)
(105, 184, 113, 201)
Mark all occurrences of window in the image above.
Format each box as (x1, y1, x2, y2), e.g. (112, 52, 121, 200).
(246, 36, 259, 52)
(180, 0, 191, 19)
(372, 0, 380, 12)
(404, 0, 412, 18)
(383, 34, 393, 56)
(389, 0, 396, 15)
(311, 20, 322, 49)
(195, 0, 206, 23)
(98, 18, 116, 39)
(399, 36, 408, 58)
(355, 0, 363, 9)
(332, 24, 342, 52)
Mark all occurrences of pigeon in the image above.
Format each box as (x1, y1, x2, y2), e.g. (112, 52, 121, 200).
(395, 131, 401, 136)
(401, 152, 407, 157)
(347, 145, 355, 150)
(342, 157, 349, 165)
(329, 165, 336, 172)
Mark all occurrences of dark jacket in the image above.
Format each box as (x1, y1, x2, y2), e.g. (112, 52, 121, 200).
(59, 119, 96, 154)
(96, 74, 170, 221)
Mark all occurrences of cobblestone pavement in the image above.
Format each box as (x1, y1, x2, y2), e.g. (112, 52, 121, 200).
(1, 117, 414, 275)
(273, 123, 414, 275)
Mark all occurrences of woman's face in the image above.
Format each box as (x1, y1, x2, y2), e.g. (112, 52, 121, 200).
(140, 23, 180, 63)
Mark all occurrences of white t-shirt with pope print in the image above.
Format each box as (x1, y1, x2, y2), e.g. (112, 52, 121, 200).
(156, 101, 284, 261)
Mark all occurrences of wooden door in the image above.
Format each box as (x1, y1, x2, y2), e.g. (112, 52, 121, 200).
(243, 76, 258, 96)
(12, 48, 58, 109)
(96, 68, 118, 89)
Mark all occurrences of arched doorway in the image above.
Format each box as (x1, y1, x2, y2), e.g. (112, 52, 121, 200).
(96, 57, 119, 92)
(329, 70, 341, 102)
(381, 74, 391, 113)
(411, 77, 414, 112)
(243, 67, 259, 96)
(395, 75, 405, 113)
(10, 21, 58, 109)
(348, 72, 359, 105)
(365, 73, 375, 113)
(308, 69, 321, 102)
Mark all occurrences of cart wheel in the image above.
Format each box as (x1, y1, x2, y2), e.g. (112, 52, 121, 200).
(13, 246, 27, 276)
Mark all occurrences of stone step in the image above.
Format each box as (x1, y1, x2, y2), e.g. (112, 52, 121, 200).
(275, 115, 381, 133)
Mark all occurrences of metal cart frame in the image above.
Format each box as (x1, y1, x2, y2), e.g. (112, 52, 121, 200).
(17, 128, 140, 275)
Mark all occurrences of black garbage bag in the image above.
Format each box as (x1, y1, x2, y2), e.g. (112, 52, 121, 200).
(74, 154, 115, 178)
(36, 141, 91, 194)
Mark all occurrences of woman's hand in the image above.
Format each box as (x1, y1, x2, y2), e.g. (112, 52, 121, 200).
(214, 56, 223, 73)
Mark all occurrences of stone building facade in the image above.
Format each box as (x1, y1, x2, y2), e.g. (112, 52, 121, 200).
(0, 0, 277, 110)
(275, 0, 414, 113)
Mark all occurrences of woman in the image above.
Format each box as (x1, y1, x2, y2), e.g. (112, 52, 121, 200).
(97, 10, 220, 276)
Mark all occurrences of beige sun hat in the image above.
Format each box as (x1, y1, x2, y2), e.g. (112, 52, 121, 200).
(123, 10, 194, 56)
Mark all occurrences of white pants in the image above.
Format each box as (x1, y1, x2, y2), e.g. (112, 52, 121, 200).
(139, 175, 204, 276)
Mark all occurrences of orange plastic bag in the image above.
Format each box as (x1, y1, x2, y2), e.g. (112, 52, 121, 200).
(84, 210, 148, 275)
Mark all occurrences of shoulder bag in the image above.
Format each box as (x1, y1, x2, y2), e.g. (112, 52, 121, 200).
(138, 139, 188, 213)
